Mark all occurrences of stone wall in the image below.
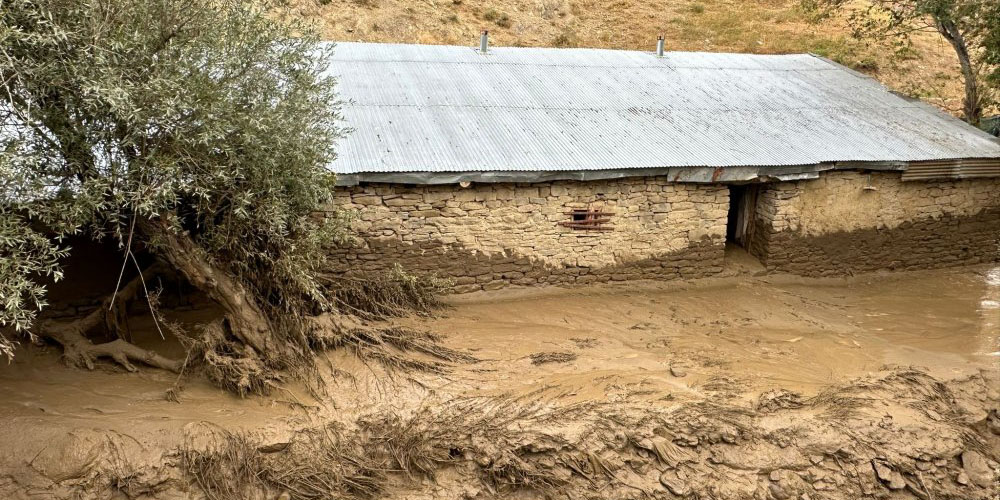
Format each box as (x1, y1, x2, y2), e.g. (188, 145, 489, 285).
(328, 178, 730, 292)
(41, 237, 206, 320)
(749, 171, 1000, 276)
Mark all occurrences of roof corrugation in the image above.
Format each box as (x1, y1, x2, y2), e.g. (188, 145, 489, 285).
(325, 42, 1000, 176)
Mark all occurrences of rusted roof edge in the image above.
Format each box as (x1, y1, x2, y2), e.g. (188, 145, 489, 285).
(335, 162, 917, 186)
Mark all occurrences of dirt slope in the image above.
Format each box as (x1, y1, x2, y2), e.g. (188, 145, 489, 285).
(284, 0, 979, 117)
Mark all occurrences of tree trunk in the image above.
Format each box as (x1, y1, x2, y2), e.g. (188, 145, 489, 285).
(140, 218, 274, 355)
(936, 19, 982, 126)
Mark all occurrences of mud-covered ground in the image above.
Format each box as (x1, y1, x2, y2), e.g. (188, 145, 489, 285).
(1, 262, 999, 499)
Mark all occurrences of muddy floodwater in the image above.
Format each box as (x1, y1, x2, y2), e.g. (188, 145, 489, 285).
(1, 265, 999, 499)
(420, 265, 1000, 399)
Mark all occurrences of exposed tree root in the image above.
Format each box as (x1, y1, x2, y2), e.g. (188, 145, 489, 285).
(198, 320, 282, 396)
(38, 263, 182, 373)
(45, 324, 181, 373)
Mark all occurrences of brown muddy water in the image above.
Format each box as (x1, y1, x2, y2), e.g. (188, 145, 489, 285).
(420, 265, 1000, 398)
(1, 265, 998, 499)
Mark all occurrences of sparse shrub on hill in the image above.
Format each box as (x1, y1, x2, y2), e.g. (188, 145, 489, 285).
(484, 9, 512, 28)
(553, 28, 578, 47)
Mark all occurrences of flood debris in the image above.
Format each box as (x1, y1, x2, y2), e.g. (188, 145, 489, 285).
(757, 389, 804, 412)
(7, 366, 998, 500)
(658, 469, 691, 496)
(529, 351, 577, 365)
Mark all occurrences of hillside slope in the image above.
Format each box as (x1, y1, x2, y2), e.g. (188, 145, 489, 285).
(287, 0, 978, 118)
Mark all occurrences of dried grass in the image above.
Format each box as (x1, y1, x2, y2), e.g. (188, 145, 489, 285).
(336, 326, 477, 373)
(284, 0, 976, 116)
(529, 351, 577, 365)
(265, 425, 389, 499)
(180, 431, 264, 500)
(179, 395, 615, 499)
(99, 434, 147, 497)
(808, 367, 962, 422)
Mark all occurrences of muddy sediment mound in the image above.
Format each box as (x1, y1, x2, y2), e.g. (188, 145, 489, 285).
(5, 367, 998, 500)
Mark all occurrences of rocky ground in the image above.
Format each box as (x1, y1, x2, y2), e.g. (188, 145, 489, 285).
(1, 264, 998, 499)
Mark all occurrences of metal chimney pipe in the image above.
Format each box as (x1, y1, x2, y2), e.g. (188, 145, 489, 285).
(480, 30, 489, 54)
(656, 36, 664, 57)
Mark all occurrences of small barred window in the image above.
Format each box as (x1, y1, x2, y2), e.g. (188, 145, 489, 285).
(559, 207, 614, 231)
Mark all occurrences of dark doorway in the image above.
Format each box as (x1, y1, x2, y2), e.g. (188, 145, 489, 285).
(726, 185, 758, 248)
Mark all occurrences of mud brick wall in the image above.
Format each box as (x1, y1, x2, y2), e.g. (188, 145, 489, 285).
(328, 178, 729, 292)
(749, 171, 1000, 276)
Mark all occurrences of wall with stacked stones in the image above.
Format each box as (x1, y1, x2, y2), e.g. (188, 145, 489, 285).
(41, 237, 206, 320)
(328, 178, 730, 292)
(748, 171, 1000, 276)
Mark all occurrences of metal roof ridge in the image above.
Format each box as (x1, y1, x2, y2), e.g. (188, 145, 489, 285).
(328, 40, 820, 59)
(330, 60, 840, 72)
(340, 103, 930, 110)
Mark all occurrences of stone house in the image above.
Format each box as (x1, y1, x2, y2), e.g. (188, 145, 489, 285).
(325, 41, 1000, 292)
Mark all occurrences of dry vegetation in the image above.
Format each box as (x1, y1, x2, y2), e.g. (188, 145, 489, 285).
(283, 0, 981, 116)
(175, 368, 1000, 500)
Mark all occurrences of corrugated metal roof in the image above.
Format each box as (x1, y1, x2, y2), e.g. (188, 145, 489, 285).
(901, 158, 1000, 181)
(325, 42, 1000, 180)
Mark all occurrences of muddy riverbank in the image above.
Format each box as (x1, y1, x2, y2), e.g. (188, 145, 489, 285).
(1, 266, 998, 499)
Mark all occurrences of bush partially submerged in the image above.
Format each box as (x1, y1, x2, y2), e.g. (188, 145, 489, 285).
(329, 265, 449, 321)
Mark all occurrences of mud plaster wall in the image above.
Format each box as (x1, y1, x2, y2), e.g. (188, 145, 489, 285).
(328, 178, 729, 292)
(749, 171, 1000, 276)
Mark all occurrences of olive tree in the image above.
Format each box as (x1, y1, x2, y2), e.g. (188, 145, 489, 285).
(0, 0, 354, 388)
(806, 0, 1000, 125)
